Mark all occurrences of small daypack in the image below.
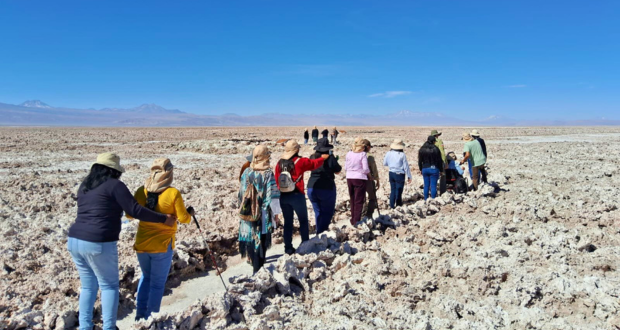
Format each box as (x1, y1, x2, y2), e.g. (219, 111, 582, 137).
(278, 158, 302, 193)
(239, 176, 261, 222)
(455, 177, 468, 194)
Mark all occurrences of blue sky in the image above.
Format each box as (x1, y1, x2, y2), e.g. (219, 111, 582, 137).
(0, 1, 618, 120)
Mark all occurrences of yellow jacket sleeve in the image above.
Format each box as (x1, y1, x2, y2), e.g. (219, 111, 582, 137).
(174, 191, 192, 224)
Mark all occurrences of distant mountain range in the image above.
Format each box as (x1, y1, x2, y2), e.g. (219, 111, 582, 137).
(0, 100, 618, 127)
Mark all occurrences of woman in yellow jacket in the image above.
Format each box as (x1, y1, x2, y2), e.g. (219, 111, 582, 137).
(129, 158, 193, 321)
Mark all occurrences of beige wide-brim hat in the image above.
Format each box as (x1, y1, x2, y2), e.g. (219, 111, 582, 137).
(470, 129, 481, 137)
(390, 139, 405, 150)
(462, 133, 474, 141)
(94, 152, 125, 173)
(281, 139, 301, 159)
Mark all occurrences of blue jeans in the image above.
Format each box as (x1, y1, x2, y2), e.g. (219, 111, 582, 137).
(422, 167, 440, 200)
(308, 187, 337, 236)
(468, 158, 473, 178)
(67, 237, 119, 330)
(280, 192, 310, 252)
(136, 243, 174, 320)
(304, 139, 308, 145)
(388, 172, 405, 209)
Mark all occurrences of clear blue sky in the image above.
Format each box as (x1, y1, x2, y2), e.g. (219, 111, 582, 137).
(1, 1, 618, 120)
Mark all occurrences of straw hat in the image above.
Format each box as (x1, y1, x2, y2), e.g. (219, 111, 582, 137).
(390, 139, 405, 150)
(430, 129, 442, 136)
(470, 129, 481, 137)
(281, 139, 301, 159)
(94, 152, 125, 173)
(462, 133, 474, 141)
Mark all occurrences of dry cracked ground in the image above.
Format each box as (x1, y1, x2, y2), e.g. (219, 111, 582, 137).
(0, 126, 619, 330)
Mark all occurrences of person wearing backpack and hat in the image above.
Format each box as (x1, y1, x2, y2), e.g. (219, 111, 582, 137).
(430, 129, 447, 195)
(470, 129, 488, 183)
(361, 139, 380, 220)
(275, 140, 328, 254)
(345, 139, 370, 227)
(67, 153, 176, 330)
(238, 145, 282, 273)
(383, 139, 412, 209)
(129, 158, 194, 321)
(303, 128, 309, 145)
(308, 138, 342, 235)
(460, 133, 487, 190)
(311, 126, 319, 143)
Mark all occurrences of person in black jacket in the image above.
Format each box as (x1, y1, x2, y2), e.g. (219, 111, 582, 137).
(418, 136, 444, 200)
(303, 128, 309, 145)
(307, 138, 342, 235)
(311, 126, 319, 143)
(321, 127, 329, 139)
(67, 153, 176, 330)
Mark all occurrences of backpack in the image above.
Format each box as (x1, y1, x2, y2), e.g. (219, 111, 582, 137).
(239, 175, 261, 222)
(454, 177, 468, 194)
(278, 158, 302, 193)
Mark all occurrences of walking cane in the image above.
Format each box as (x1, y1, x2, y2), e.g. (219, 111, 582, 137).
(192, 214, 228, 291)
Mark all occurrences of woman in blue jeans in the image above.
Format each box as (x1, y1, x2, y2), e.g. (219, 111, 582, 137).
(307, 138, 342, 235)
(383, 139, 412, 208)
(418, 136, 444, 200)
(67, 153, 175, 330)
(129, 158, 193, 321)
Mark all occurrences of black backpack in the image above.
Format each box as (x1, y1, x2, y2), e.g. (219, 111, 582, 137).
(454, 177, 468, 194)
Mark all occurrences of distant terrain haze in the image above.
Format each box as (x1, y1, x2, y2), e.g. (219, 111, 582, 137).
(0, 100, 617, 127)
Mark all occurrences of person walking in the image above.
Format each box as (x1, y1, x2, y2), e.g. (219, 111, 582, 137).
(321, 127, 329, 139)
(130, 158, 193, 321)
(430, 129, 447, 195)
(275, 140, 327, 254)
(307, 138, 342, 235)
(361, 139, 380, 220)
(383, 139, 412, 209)
(460, 133, 487, 190)
(331, 126, 339, 145)
(303, 128, 309, 145)
(238, 145, 282, 273)
(470, 129, 488, 183)
(67, 153, 175, 330)
(311, 126, 319, 143)
(345, 139, 370, 226)
(418, 136, 444, 200)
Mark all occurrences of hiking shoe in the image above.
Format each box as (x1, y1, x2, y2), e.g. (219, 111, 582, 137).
(285, 247, 296, 255)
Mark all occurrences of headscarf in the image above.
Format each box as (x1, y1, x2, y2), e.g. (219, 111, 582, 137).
(251, 145, 271, 171)
(145, 158, 174, 193)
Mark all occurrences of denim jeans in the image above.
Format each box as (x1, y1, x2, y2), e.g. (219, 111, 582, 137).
(67, 237, 119, 330)
(422, 167, 440, 200)
(280, 192, 310, 252)
(388, 172, 405, 209)
(304, 139, 309, 145)
(308, 187, 337, 236)
(135, 243, 173, 320)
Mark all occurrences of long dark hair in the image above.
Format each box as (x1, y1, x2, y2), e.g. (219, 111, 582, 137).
(81, 164, 122, 193)
(422, 135, 437, 149)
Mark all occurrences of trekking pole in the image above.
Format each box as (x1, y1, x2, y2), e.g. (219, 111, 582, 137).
(192, 214, 228, 291)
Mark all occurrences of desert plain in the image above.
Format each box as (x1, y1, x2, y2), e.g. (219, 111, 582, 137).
(1, 126, 619, 330)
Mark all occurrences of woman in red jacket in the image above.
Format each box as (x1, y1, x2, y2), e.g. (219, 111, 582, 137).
(275, 140, 327, 255)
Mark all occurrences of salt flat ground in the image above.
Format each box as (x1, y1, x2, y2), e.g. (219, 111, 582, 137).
(0, 126, 619, 329)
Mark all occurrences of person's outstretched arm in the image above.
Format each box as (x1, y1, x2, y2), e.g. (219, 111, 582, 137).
(113, 181, 168, 224)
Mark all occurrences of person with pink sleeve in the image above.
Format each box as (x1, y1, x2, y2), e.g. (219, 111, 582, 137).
(345, 139, 370, 227)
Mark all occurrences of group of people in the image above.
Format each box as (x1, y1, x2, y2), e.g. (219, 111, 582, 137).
(304, 126, 339, 145)
(66, 128, 489, 329)
(68, 153, 193, 329)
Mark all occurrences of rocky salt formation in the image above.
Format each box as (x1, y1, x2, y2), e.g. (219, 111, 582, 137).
(1, 127, 619, 329)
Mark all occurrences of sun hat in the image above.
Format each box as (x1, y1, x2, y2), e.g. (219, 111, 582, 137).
(94, 152, 125, 173)
(281, 139, 301, 159)
(390, 139, 405, 150)
(462, 133, 474, 141)
(251, 145, 271, 171)
(430, 129, 442, 136)
(470, 129, 481, 137)
(145, 158, 174, 193)
(314, 138, 334, 153)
